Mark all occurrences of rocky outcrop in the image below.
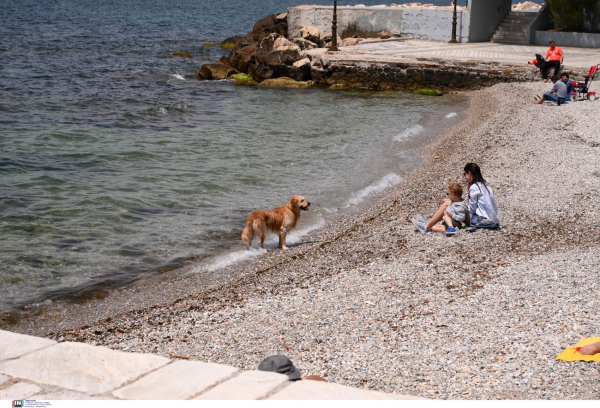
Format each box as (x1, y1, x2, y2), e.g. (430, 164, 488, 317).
(341, 38, 364, 47)
(293, 38, 318, 51)
(260, 34, 301, 53)
(220, 36, 247, 49)
(247, 14, 288, 43)
(257, 77, 311, 88)
(300, 26, 322, 45)
(227, 43, 259, 73)
(248, 64, 274, 82)
(197, 64, 238, 80)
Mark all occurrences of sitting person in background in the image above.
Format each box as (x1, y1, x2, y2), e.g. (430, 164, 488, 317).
(534, 76, 567, 105)
(561, 72, 574, 102)
(540, 40, 563, 82)
(412, 183, 469, 235)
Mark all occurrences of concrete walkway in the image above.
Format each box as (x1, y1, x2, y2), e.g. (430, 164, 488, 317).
(0, 330, 421, 400)
(332, 39, 600, 70)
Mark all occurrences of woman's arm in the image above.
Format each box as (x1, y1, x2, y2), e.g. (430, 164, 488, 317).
(468, 185, 480, 215)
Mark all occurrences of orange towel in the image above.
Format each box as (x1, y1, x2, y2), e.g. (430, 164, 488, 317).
(556, 337, 600, 362)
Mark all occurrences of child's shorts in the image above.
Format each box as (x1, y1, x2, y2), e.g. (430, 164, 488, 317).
(441, 219, 463, 230)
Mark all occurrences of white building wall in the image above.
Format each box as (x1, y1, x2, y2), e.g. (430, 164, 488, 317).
(401, 10, 469, 42)
(287, 6, 470, 43)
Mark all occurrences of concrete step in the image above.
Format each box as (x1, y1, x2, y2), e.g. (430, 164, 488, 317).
(502, 17, 534, 24)
(491, 37, 528, 45)
(491, 38, 528, 45)
(499, 22, 531, 29)
(493, 30, 528, 36)
(509, 11, 539, 16)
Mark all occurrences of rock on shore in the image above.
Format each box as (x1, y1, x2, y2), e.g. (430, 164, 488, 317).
(46, 82, 600, 399)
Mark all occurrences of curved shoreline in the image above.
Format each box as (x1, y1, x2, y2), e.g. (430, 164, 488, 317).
(8, 82, 600, 399)
(1, 90, 470, 334)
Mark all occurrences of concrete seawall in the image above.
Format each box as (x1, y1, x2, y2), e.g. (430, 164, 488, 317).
(310, 53, 537, 91)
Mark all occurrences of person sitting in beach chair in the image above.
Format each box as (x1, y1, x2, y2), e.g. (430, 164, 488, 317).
(540, 40, 563, 82)
(561, 73, 574, 102)
(534, 76, 567, 106)
(412, 183, 469, 236)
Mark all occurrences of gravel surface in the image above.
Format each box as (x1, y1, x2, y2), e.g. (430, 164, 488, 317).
(29, 82, 600, 398)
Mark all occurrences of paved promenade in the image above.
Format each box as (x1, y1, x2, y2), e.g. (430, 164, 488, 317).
(0, 330, 421, 400)
(332, 39, 600, 70)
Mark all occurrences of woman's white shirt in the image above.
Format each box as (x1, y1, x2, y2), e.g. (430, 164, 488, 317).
(469, 182, 499, 224)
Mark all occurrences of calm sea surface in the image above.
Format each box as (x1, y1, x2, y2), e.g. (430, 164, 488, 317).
(0, 0, 489, 314)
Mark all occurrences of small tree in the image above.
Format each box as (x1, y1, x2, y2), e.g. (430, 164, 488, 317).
(545, 0, 600, 31)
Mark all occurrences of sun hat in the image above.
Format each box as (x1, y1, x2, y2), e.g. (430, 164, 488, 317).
(257, 355, 302, 380)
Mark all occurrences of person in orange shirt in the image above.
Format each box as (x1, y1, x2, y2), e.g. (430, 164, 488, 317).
(540, 40, 563, 82)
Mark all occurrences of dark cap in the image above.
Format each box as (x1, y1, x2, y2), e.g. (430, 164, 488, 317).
(257, 355, 301, 380)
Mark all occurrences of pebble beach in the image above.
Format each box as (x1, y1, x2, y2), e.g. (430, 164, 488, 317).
(16, 82, 600, 399)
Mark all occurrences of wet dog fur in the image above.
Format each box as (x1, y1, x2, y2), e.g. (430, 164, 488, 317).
(241, 195, 310, 250)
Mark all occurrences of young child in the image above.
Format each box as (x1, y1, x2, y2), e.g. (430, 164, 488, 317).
(412, 183, 469, 235)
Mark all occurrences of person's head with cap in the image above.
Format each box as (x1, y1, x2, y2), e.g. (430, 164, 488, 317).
(257, 355, 302, 381)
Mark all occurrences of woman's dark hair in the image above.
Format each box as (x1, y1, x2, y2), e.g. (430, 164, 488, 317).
(562, 72, 569, 79)
(464, 162, 489, 194)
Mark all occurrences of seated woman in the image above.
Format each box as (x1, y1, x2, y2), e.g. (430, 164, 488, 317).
(464, 162, 499, 226)
(414, 163, 498, 232)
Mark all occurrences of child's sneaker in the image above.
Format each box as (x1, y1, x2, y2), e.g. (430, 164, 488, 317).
(412, 218, 428, 234)
(445, 226, 458, 235)
(416, 214, 426, 222)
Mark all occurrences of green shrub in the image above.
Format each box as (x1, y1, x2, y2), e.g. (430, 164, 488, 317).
(220, 44, 235, 49)
(415, 89, 443, 96)
(545, 0, 600, 31)
(203, 42, 217, 46)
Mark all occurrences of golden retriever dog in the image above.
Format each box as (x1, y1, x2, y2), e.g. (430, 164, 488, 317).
(241, 195, 310, 250)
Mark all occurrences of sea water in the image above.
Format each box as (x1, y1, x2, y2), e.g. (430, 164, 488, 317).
(0, 0, 478, 313)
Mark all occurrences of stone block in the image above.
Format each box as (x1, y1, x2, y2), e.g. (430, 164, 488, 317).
(268, 380, 403, 400)
(113, 360, 238, 400)
(195, 370, 288, 400)
(31, 390, 114, 400)
(0, 342, 169, 395)
(0, 374, 9, 386)
(0, 382, 42, 400)
(0, 330, 56, 361)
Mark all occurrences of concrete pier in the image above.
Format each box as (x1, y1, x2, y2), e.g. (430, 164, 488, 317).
(0, 330, 422, 400)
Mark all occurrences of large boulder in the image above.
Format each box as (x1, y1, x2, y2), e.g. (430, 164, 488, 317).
(275, 13, 288, 23)
(260, 33, 284, 52)
(220, 35, 247, 49)
(197, 64, 238, 80)
(227, 42, 259, 73)
(256, 48, 303, 68)
(342, 38, 363, 47)
(248, 14, 288, 42)
(269, 63, 311, 82)
(293, 38, 318, 51)
(257, 77, 311, 88)
(248, 63, 274, 82)
(273, 37, 301, 52)
(300, 26, 322, 44)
